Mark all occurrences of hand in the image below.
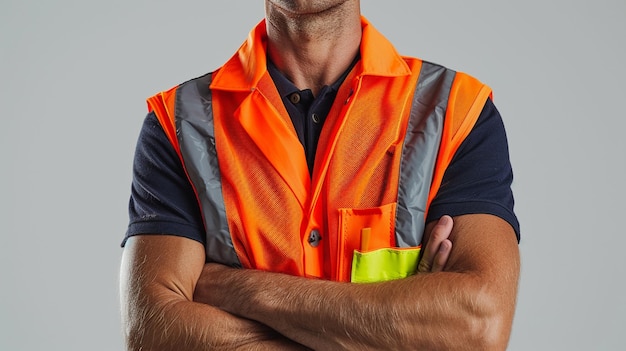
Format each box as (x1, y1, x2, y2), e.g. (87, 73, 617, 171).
(418, 215, 453, 273)
(194, 216, 456, 305)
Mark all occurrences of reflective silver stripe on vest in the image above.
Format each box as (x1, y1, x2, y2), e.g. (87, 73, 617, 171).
(175, 73, 242, 267)
(175, 63, 454, 264)
(395, 62, 456, 247)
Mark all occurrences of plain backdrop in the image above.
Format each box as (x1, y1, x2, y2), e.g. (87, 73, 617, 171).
(1, 1, 625, 350)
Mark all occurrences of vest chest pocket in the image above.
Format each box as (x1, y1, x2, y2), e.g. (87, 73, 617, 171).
(336, 202, 422, 283)
(336, 202, 421, 282)
(351, 246, 422, 283)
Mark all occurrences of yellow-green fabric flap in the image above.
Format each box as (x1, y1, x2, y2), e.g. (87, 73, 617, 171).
(351, 247, 422, 283)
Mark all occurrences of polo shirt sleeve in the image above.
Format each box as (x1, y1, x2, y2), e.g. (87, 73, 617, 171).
(122, 112, 206, 247)
(425, 98, 521, 241)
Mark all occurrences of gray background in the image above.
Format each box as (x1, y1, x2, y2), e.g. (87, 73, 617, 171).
(1, 0, 624, 350)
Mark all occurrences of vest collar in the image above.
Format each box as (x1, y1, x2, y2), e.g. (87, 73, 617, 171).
(211, 16, 411, 91)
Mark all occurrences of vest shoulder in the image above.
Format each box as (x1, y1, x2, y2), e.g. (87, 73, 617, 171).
(179, 72, 214, 89)
(148, 72, 215, 101)
(401, 56, 453, 76)
(444, 69, 493, 151)
(405, 57, 492, 112)
(402, 56, 489, 87)
(451, 71, 490, 95)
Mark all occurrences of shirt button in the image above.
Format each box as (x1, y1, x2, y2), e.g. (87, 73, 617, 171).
(308, 230, 322, 247)
(289, 93, 301, 104)
(311, 113, 320, 124)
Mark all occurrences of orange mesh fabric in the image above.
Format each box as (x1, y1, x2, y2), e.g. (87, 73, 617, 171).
(149, 18, 491, 282)
(147, 86, 179, 156)
(213, 82, 309, 275)
(426, 73, 492, 212)
(317, 59, 422, 281)
(149, 62, 489, 282)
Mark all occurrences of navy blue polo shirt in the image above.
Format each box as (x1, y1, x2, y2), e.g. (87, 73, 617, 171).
(267, 58, 357, 174)
(124, 64, 520, 247)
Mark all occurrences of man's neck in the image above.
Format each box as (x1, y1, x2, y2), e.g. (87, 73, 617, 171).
(265, 1, 362, 96)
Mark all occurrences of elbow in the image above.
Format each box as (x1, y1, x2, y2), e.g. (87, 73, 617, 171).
(121, 294, 177, 351)
(464, 284, 515, 351)
(120, 287, 149, 350)
(123, 303, 175, 351)
(121, 303, 152, 351)
(122, 315, 143, 351)
(468, 312, 512, 351)
(123, 326, 144, 351)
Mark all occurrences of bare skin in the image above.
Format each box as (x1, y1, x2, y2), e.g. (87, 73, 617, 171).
(120, 216, 453, 350)
(194, 214, 519, 350)
(265, 0, 361, 95)
(120, 1, 520, 349)
(120, 236, 311, 350)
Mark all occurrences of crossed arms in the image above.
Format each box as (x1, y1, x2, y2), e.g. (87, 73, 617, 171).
(120, 214, 519, 350)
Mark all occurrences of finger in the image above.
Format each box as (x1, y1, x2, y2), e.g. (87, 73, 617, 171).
(418, 215, 453, 273)
(430, 239, 452, 272)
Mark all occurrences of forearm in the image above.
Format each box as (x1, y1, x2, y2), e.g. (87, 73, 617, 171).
(204, 267, 510, 350)
(124, 292, 298, 351)
(197, 215, 520, 350)
(120, 235, 310, 351)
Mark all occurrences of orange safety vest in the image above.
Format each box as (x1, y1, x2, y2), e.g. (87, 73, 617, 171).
(147, 18, 492, 282)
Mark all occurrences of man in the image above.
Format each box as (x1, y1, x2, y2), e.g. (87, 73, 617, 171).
(120, 1, 520, 350)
